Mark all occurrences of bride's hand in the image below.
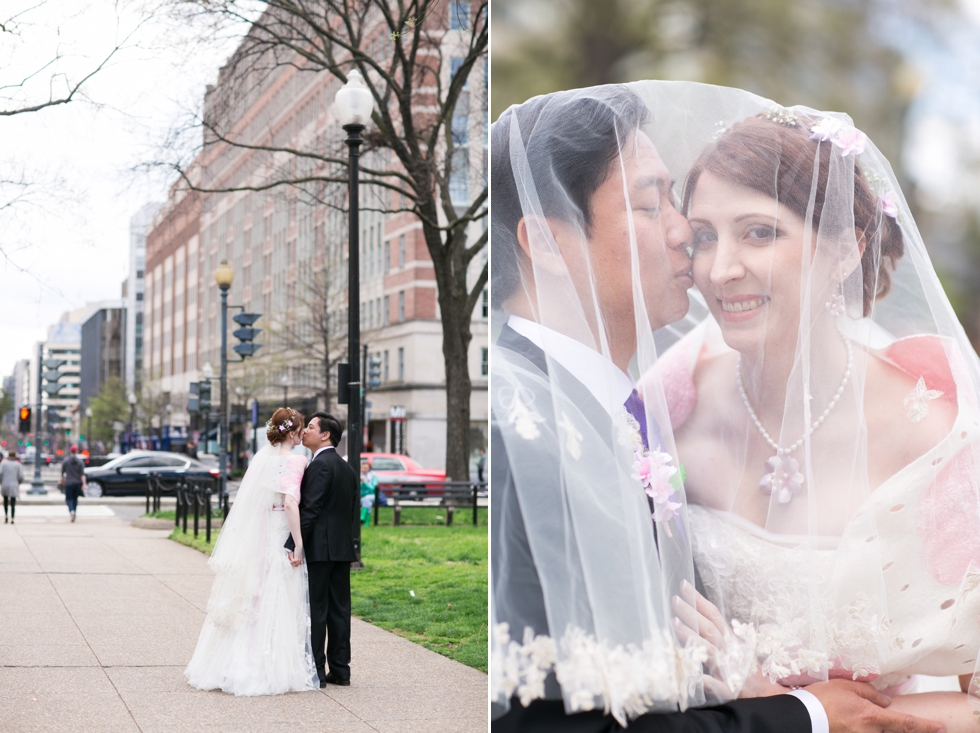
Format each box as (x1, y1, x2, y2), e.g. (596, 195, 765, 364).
(287, 546, 303, 567)
(671, 580, 785, 699)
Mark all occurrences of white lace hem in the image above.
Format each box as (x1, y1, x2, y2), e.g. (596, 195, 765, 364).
(492, 623, 709, 725)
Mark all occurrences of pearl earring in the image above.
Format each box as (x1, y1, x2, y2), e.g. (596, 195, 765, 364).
(825, 282, 845, 317)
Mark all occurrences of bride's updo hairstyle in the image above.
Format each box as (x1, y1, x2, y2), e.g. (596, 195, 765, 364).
(682, 114, 904, 317)
(266, 407, 303, 446)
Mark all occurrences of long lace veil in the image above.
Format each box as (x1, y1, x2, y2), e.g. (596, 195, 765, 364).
(206, 444, 283, 629)
(624, 81, 980, 707)
(491, 85, 740, 724)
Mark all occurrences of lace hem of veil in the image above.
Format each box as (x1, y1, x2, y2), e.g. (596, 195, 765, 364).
(493, 622, 724, 724)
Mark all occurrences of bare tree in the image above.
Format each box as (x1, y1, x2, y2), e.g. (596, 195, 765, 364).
(0, 2, 133, 117)
(161, 0, 488, 479)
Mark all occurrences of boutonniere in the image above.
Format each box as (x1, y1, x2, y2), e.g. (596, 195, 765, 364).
(633, 446, 684, 537)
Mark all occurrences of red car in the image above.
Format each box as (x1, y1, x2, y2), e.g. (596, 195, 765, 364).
(364, 453, 446, 489)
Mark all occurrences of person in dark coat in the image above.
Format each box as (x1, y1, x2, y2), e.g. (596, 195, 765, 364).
(1, 450, 24, 523)
(286, 412, 359, 687)
(61, 445, 87, 522)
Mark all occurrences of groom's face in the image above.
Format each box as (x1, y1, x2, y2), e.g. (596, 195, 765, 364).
(584, 132, 693, 332)
(301, 418, 323, 451)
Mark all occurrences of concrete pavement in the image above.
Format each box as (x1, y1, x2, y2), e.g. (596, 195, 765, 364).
(0, 506, 488, 732)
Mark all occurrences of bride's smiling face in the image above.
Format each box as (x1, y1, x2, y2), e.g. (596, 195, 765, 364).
(688, 172, 807, 354)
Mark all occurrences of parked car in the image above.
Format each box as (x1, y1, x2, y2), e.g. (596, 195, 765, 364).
(363, 453, 446, 490)
(83, 451, 220, 497)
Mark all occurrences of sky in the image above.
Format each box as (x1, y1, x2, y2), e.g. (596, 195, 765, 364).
(0, 0, 247, 377)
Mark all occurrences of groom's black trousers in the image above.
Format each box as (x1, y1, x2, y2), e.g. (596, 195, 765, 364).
(308, 560, 352, 680)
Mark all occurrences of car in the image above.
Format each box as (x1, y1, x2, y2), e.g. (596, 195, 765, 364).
(363, 452, 446, 489)
(83, 450, 220, 497)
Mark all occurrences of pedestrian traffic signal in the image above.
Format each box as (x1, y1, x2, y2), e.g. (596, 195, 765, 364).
(367, 355, 382, 388)
(232, 312, 263, 358)
(65, 429, 71, 437)
(18, 406, 31, 433)
(188, 382, 199, 412)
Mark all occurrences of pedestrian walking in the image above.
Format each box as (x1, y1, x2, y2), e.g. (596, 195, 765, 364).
(60, 445, 87, 522)
(1, 450, 24, 524)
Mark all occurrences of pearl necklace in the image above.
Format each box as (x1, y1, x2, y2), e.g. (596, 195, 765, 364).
(736, 339, 854, 504)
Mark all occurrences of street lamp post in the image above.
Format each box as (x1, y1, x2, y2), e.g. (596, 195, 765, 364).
(29, 342, 46, 495)
(202, 362, 214, 456)
(335, 69, 374, 567)
(85, 407, 93, 453)
(215, 260, 234, 515)
(128, 392, 137, 451)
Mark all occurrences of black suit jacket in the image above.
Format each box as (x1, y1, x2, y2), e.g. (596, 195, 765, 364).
(491, 324, 811, 732)
(285, 447, 359, 562)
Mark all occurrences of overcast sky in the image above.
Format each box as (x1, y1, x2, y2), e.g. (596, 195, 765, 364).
(0, 0, 245, 377)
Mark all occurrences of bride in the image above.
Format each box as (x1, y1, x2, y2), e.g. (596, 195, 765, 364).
(185, 407, 318, 695)
(637, 90, 980, 729)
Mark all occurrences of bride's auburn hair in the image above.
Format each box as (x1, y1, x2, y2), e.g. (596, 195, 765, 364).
(683, 114, 904, 317)
(266, 407, 304, 446)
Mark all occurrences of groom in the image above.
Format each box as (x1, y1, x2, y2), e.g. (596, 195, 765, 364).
(288, 412, 359, 687)
(491, 88, 943, 733)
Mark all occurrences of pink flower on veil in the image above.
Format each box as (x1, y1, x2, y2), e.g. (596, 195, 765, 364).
(809, 117, 843, 142)
(832, 127, 867, 157)
(881, 191, 899, 219)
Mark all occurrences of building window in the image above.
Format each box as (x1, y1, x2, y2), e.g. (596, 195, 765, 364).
(383, 350, 389, 382)
(450, 149, 469, 204)
(136, 292, 143, 301)
(384, 241, 390, 273)
(369, 300, 374, 329)
(398, 291, 405, 322)
(376, 298, 382, 328)
(449, 1, 469, 30)
(384, 295, 390, 326)
(481, 347, 488, 377)
(450, 57, 469, 88)
(398, 347, 404, 381)
(482, 288, 488, 318)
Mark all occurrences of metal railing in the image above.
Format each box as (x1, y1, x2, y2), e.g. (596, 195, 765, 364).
(372, 481, 488, 526)
(147, 473, 220, 543)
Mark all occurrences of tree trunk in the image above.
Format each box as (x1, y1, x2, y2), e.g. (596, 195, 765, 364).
(441, 298, 473, 481)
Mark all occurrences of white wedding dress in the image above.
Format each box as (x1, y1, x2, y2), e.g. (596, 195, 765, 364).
(185, 446, 319, 695)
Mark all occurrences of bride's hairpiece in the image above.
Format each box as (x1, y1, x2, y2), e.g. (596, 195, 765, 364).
(265, 417, 295, 432)
(764, 106, 798, 127)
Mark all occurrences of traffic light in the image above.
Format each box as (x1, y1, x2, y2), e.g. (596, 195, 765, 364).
(232, 312, 263, 357)
(65, 429, 71, 437)
(367, 354, 382, 388)
(199, 380, 212, 411)
(188, 382, 199, 412)
(18, 406, 31, 433)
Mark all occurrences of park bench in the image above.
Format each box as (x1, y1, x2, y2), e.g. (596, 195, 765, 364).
(374, 481, 488, 526)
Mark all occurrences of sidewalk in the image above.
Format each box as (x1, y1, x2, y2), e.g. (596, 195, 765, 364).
(0, 509, 488, 732)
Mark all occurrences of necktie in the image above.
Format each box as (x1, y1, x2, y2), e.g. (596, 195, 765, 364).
(624, 389, 649, 450)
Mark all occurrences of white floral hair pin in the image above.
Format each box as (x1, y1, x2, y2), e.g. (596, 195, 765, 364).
(764, 106, 798, 127)
(266, 417, 295, 432)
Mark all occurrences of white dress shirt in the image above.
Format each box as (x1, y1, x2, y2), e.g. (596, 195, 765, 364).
(312, 445, 335, 460)
(508, 315, 634, 417)
(508, 315, 829, 732)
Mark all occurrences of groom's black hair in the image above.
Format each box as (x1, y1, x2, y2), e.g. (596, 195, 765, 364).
(490, 86, 648, 310)
(309, 411, 343, 447)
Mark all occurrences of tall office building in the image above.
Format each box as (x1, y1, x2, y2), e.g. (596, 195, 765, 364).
(125, 202, 163, 393)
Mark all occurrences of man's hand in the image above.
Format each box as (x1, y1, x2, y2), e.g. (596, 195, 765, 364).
(287, 549, 303, 568)
(807, 679, 945, 733)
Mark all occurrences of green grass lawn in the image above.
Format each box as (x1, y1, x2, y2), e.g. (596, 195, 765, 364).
(168, 513, 488, 673)
(352, 524, 487, 672)
(370, 505, 488, 526)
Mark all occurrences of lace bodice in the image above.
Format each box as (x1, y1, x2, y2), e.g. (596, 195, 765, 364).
(690, 498, 980, 688)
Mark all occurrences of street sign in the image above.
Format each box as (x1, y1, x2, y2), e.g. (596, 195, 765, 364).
(251, 400, 259, 425)
(389, 405, 406, 420)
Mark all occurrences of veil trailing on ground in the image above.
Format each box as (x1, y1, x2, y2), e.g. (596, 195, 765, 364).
(491, 85, 752, 723)
(206, 444, 282, 629)
(620, 82, 980, 708)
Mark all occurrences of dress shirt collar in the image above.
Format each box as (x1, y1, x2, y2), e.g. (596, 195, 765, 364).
(507, 314, 635, 417)
(313, 446, 335, 459)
